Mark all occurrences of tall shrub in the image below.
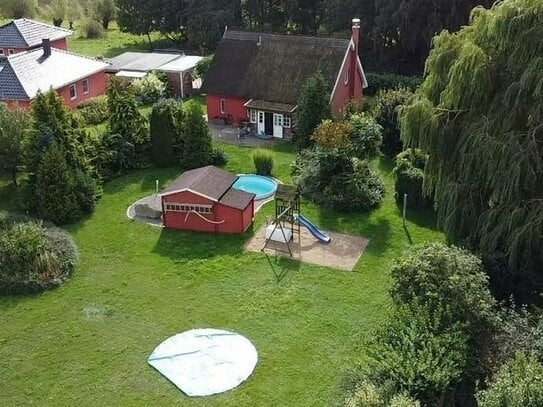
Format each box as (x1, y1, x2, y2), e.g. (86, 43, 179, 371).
(150, 99, 183, 167)
(349, 113, 383, 159)
(373, 89, 415, 156)
(393, 149, 431, 209)
(181, 102, 212, 169)
(0, 103, 31, 186)
(295, 72, 331, 149)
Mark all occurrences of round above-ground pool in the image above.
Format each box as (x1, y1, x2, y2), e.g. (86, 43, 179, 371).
(233, 175, 277, 200)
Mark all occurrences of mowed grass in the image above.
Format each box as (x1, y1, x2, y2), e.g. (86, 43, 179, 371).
(0, 145, 443, 406)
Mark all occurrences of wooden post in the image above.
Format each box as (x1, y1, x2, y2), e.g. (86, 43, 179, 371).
(403, 193, 407, 226)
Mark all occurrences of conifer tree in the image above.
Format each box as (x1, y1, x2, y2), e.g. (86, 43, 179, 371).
(400, 0, 543, 291)
(295, 72, 331, 149)
(150, 99, 183, 167)
(181, 103, 212, 169)
(0, 104, 30, 186)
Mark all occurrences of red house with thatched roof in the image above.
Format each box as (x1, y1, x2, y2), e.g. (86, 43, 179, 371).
(202, 18, 367, 139)
(161, 166, 255, 234)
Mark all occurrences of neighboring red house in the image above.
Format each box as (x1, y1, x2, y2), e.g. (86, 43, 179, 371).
(161, 166, 255, 234)
(0, 40, 109, 109)
(202, 18, 367, 139)
(0, 19, 72, 56)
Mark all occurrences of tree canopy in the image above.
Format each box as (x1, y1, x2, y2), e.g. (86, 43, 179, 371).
(400, 0, 543, 293)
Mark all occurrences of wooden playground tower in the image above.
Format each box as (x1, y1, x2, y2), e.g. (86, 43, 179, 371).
(261, 184, 301, 256)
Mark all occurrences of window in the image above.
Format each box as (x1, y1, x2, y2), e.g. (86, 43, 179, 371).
(258, 111, 264, 124)
(0, 50, 4, 56)
(220, 98, 226, 114)
(69, 84, 77, 100)
(344, 67, 350, 85)
(8, 49, 14, 55)
(274, 114, 283, 127)
(250, 109, 257, 123)
(165, 203, 212, 214)
(82, 79, 90, 95)
(283, 115, 291, 128)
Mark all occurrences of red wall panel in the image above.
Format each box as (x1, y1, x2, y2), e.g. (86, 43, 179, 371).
(206, 94, 249, 125)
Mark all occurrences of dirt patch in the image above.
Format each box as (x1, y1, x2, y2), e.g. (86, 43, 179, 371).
(244, 224, 369, 271)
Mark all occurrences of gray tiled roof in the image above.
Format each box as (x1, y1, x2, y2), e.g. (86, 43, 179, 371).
(0, 19, 72, 48)
(0, 48, 109, 101)
(161, 166, 238, 201)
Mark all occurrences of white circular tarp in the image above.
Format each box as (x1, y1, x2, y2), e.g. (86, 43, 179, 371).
(148, 328, 258, 397)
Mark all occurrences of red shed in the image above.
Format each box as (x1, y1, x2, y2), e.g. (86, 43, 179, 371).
(161, 166, 255, 234)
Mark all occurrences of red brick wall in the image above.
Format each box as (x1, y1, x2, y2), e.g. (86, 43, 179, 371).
(2, 100, 30, 109)
(57, 70, 107, 109)
(0, 39, 67, 56)
(206, 94, 249, 125)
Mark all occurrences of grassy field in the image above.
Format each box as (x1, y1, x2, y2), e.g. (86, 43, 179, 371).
(0, 143, 443, 406)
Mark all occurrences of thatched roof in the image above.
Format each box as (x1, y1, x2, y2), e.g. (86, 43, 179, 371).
(202, 30, 349, 105)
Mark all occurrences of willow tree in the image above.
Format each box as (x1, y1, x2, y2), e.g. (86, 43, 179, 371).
(400, 0, 543, 289)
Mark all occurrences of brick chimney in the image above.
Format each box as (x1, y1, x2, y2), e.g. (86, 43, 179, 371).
(349, 18, 361, 99)
(42, 38, 51, 57)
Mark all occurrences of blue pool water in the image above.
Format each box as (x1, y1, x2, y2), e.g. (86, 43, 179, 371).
(233, 175, 277, 200)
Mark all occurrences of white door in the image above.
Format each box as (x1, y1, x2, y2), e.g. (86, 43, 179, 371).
(257, 111, 265, 135)
(273, 114, 284, 138)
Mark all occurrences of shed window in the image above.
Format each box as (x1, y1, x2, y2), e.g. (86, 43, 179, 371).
(0, 50, 4, 56)
(258, 111, 264, 124)
(82, 79, 90, 95)
(165, 203, 212, 214)
(69, 84, 77, 100)
(344, 67, 350, 85)
(8, 49, 14, 55)
(250, 109, 257, 123)
(220, 98, 226, 114)
(274, 114, 283, 127)
(283, 115, 291, 128)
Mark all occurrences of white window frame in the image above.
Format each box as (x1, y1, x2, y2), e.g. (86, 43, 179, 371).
(8, 49, 14, 55)
(258, 111, 264, 124)
(82, 78, 90, 95)
(250, 109, 257, 123)
(344, 67, 350, 85)
(220, 98, 226, 114)
(165, 203, 212, 214)
(274, 114, 283, 127)
(69, 84, 77, 100)
(0, 49, 4, 56)
(283, 115, 291, 128)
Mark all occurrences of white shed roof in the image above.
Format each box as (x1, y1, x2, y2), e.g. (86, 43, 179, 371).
(157, 55, 203, 73)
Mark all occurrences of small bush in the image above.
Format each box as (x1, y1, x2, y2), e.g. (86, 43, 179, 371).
(477, 352, 543, 407)
(349, 113, 383, 159)
(253, 150, 274, 176)
(77, 96, 109, 125)
(81, 19, 105, 39)
(211, 147, 228, 166)
(364, 73, 422, 96)
(0, 213, 78, 294)
(132, 73, 166, 105)
(393, 149, 431, 210)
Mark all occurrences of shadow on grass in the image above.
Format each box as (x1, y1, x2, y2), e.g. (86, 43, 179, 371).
(265, 254, 301, 283)
(152, 227, 248, 261)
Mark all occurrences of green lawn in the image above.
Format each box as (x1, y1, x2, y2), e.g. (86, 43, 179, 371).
(0, 145, 442, 406)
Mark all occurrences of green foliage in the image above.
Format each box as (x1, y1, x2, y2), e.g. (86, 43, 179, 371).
(349, 113, 383, 159)
(367, 303, 470, 405)
(47, 0, 67, 26)
(393, 149, 431, 209)
(364, 74, 421, 97)
(210, 147, 229, 167)
(132, 73, 167, 105)
(66, 0, 83, 29)
(295, 72, 331, 149)
(400, 0, 543, 287)
(149, 99, 183, 167)
(0, 103, 31, 186)
(77, 96, 109, 125)
(1, 0, 36, 19)
(311, 120, 352, 151)
(196, 55, 213, 78)
(253, 150, 274, 176)
(477, 352, 543, 407)
(92, 0, 117, 30)
(102, 77, 149, 176)
(81, 18, 105, 39)
(390, 242, 497, 329)
(23, 91, 99, 223)
(292, 148, 384, 212)
(388, 394, 421, 407)
(373, 89, 416, 156)
(0, 213, 77, 294)
(181, 102, 212, 169)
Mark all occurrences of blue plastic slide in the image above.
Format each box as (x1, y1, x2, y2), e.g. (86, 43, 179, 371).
(297, 214, 332, 244)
